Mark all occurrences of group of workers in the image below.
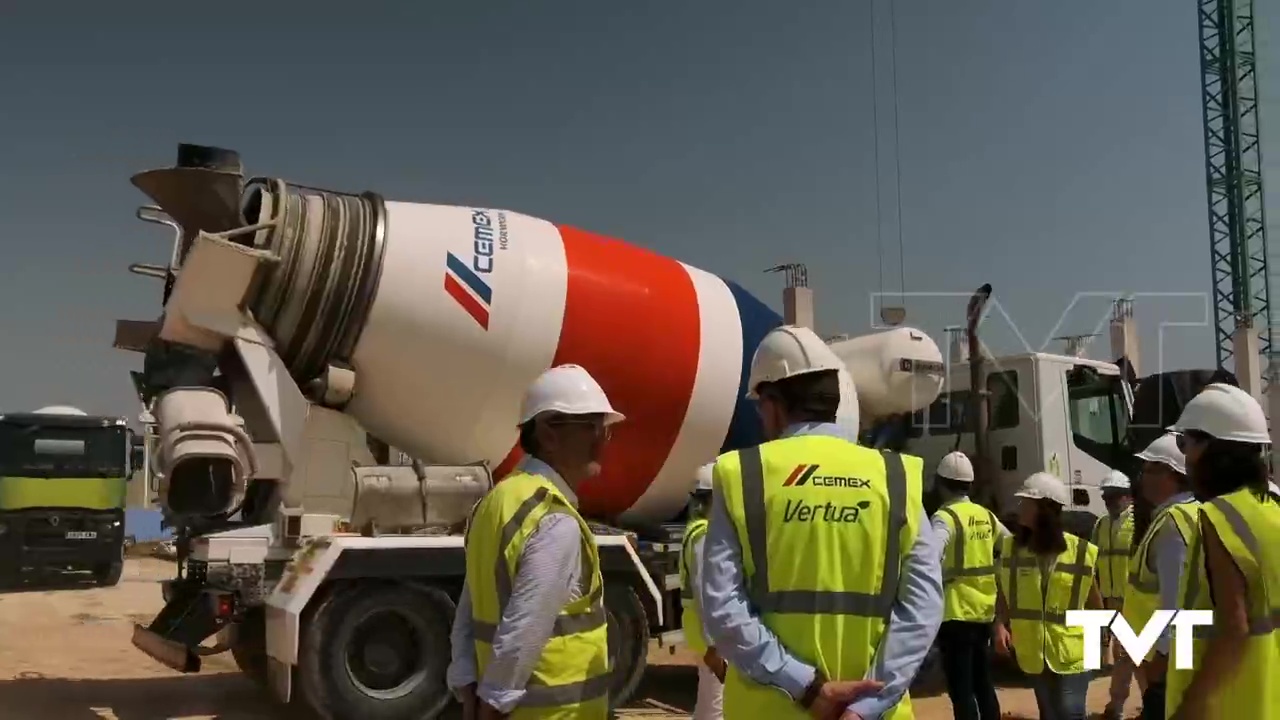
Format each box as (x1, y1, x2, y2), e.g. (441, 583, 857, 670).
(444, 322, 1280, 720)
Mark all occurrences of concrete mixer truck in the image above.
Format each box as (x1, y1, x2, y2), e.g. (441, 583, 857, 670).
(111, 144, 945, 720)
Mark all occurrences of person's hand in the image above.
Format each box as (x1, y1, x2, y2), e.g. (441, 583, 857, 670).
(808, 679, 884, 720)
(702, 647, 728, 683)
(458, 684, 478, 720)
(992, 623, 1012, 657)
(477, 701, 508, 720)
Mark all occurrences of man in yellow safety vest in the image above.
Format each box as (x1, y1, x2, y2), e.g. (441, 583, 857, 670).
(930, 450, 1008, 720)
(994, 472, 1103, 720)
(1120, 432, 1195, 720)
(1092, 469, 1136, 720)
(447, 364, 623, 720)
(680, 462, 724, 720)
(700, 324, 944, 720)
(1163, 383, 1280, 719)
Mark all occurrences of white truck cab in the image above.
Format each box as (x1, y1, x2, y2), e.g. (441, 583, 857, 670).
(905, 352, 1131, 530)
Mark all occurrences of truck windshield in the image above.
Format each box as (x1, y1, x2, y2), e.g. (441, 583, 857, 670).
(0, 422, 128, 478)
(1066, 367, 1129, 471)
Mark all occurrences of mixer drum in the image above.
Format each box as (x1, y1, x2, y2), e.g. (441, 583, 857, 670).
(231, 181, 796, 525)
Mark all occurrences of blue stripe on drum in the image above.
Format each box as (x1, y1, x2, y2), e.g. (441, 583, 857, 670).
(718, 279, 782, 454)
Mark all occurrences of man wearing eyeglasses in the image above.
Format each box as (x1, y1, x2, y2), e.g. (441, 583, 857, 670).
(448, 364, 624, 720)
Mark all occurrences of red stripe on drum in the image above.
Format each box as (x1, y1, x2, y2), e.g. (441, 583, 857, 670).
(553, 226, 702, 518)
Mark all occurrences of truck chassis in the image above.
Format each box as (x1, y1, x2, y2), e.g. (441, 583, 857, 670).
(133, 512, 689, 719)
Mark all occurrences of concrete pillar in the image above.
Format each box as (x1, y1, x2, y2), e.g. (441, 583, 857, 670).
(783, 286, 815, 329)
(1233, 322, 1265, 403)
(1110, 297, 1141, 374)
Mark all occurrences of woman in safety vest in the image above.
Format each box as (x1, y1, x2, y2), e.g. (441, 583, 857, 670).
(1121, 432, 1195, 720)
(1163, 383, 1280, 720)
(993, 472, 1103, 720)
(680, 462, 724, 720)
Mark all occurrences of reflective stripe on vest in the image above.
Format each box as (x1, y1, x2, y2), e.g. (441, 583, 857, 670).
(680, 518, 710, 655)
(1167, 489, 1280, 719)
(936, 501, 998, 622)
(716, 435, 923, 720)
(997, 534, 1099, 675)
(465, 474, 611, 715)
(1120, 501, 1197, 662)
(1093, 507, 1134, 600)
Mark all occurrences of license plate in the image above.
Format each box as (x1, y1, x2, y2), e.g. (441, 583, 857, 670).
(65, 531, 97, 540)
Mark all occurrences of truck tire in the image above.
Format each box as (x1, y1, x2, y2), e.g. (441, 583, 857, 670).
(232, 608, 270, 688)
(604, 582, 649, 710)
(297, 582, 455, 720)
(94, 546, 124, 587)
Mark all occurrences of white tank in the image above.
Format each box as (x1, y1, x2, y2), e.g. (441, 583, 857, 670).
(33, 405, 88, 416)
(828, 327, 945, 420)
(130, 170, 793, 527)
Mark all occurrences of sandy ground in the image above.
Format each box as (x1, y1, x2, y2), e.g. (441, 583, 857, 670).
(0, 558, 1143, 719)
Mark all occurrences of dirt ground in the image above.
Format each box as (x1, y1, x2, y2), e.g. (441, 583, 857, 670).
(0, 559, 1142, 719)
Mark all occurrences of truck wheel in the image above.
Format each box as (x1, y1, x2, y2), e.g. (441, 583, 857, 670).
(232, 608, 270, 688)
(298, 583, 455, 720)
(604, 582, 649, 709)
(94, 547, 124, 587)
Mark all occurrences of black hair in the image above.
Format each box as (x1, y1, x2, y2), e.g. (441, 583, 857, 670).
(938, 477, 972, 497)
(756, 370, 841, 423)
(518, 422, 539, 456)
(1190, 433, 1271, 501)
(1014, 499, 1068, 556)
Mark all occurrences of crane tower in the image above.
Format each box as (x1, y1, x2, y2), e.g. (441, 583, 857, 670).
(1198, 0, 1272, 392)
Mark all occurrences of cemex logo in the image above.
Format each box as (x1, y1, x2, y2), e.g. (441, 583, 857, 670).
(444, 252, 493, 330)
(443, 210, 500, 330)
(1067, 609, 1213, 671)
(782, 464, 872, 489)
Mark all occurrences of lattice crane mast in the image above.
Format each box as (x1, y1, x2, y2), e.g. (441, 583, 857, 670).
(1197, 0, 1272, 393)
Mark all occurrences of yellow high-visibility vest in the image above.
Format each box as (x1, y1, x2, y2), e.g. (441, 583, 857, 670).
(934, 500, 999, 622)
(680, 517, 711, 655)
(465, 471, 611, 719)
(1092, 506, 1135, 602)
(1120, 500, 1198, 663)
(715, 434, 923, 720)
(1165, 487, 1280, 719)
(996, 533, 1099, 675)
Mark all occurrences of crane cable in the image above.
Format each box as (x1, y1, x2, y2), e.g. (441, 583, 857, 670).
(870, 0, 886, 306)
(870, 0, 908, 311)
(889, 0, 906, 303)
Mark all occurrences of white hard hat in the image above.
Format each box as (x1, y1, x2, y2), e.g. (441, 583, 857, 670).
(692, 462, 715, 494)
(746, 325, 847, 399)
(1169, 383, 1270, 445)
(1100, 469, 1131, 491)
(517, 364, 625, 426)
(1014, 471, 1070, 506)
(1135, 432, 1187, 475)
(936, 451, 974, 483)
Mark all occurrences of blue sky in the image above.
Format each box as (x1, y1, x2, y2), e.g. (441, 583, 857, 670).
(0, 0, 1267, 416)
